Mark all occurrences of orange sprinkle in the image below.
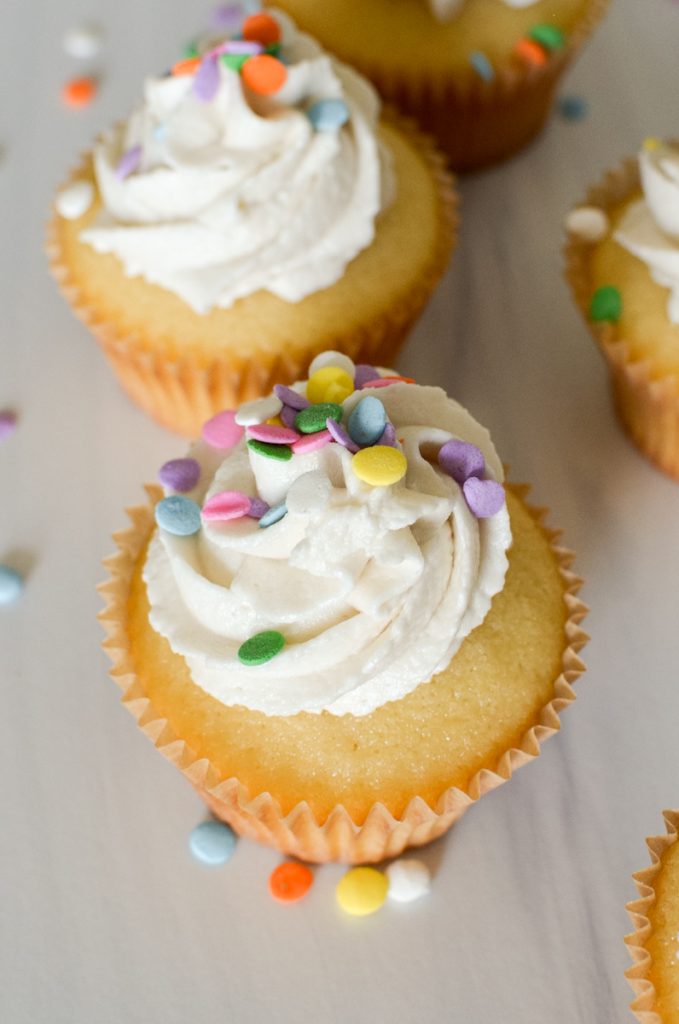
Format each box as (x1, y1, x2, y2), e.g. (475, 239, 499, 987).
(241, 54, 287, 96)
(269, 862, 313, 903)
(514, 38, 548, 68)
(172, 56, 201, 77)
(243, 13, 282, 47)
(61, 76, 97, 108)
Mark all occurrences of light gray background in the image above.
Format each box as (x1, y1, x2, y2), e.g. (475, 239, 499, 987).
(1, 0, 677, 1021)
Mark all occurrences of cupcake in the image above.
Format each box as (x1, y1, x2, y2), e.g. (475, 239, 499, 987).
(626, 810, 679, 1022)
(99, 350, 587, 863)
(566, 139, 679, 480)
(47, 9, 456, 437)
(266, 0, 609, 172)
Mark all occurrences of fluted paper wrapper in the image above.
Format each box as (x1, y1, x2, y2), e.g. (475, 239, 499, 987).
(625, 810, 679, 1023)
(98, 482, 587, 864)
(565, 155, 679, 481)
(47, 118, 457, 438)
(350, 0, 609, 172)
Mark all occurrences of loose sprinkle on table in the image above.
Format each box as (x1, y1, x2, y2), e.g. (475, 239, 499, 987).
(590, 285, 622, 323)
(61, 76, 97, 108)
(336, 867, 388, 916)
(558, 95, 588, 121)
(189, 821, 236, 865)
(269, 862, 313, 903)
(0, 566, 23, 605)
(63, 23, 103, 59)
(386, 859, 431, 903)
(0, 411, 17, 443)
(238, 630, 285, 666)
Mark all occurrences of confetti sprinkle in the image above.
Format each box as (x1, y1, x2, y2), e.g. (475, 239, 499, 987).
(0, 411, 17, 443)
(247, 497, 269, 519)
(307, 98, 350, 132)
(235, 395, 282, 426)
(61, 76, 97, 108)
(292, 429, 332, 454)
(347, 396, 387, 447)
(241, 54, 287, 96)
(189, 821, 236, 865)
(590, 285, 622, 323)
(529, 24, 566, 51)
(352, 446, 407, 487)
(247, 423, 300, 445)
(280, 405, 299, 429)
(273, 385, 309, 411)
(0, 566, 23, 605)
(565, 206, 609, 242)
(115, 146, 142, 180)
(210, 3, 246, 31)
(558, 95, 588, 121)
(247, 439, 293, 461)
(307, 366, 354, 405)
(386, 859, 431, 903)
(360, 375, 414, 390)
(158, 457, 201, 493)
(202, 490, 251, 523)
(462, 477, 505, 518)
(172, 56, 201, 77)
(295, 403, 343, 435)
(514, 37, 548, 68)
(238, 629, 285, 665)
(269, 862, 313, 903)
(326, 417, 360, 453)
(155, 495, 202, 536)
(193, 55, 221, 102)
(336, 867, 388, 916)
(63, 23, 104, 60)
(242, 12, 282, 46)
(55, 180, 94, 220)
(469, 50, 494, 82)
(309, 351, 356, 379)
(438, 439, 484, 484)
(202, 409, 244, 449)
(258, 502, 287, 528)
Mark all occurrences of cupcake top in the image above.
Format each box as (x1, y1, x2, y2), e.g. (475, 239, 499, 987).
(428, 0, 539, 20)
(77, 10, 391, 314)
(145, 352, 511, 717)
(615, 139, 679, 324)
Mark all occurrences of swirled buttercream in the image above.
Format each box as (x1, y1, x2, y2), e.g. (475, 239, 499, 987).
(428, 0, 539, 21)
(616, 141, 679, 324)
(80, 11, 390, 314)
(143, 357, 511, 717)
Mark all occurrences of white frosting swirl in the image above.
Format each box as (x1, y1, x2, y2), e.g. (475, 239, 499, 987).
(81, 11, 389, 314)
(616, 142, 679, 324)
(143, 374, 511, 717)
(428, 0, 539, 20)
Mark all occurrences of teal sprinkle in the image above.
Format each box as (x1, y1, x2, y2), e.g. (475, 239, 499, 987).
(469, 51, 494, 82)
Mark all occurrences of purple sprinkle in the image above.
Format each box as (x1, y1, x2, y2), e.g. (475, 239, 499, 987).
(247, 497, 269, 519)
(377, 422, 397, 448)
(438, 439, 485, 485)
(193, 54, 220, 102)
(210, 3, 244, 30)
(462, 477, 505, 519)
(158, 457, 201, 493)
(0, 411, 17, 442)
(211, 40, 263, 56)
(280, 405, 298, 429)
(326, 417, 359, 453)
(274, 385, 309, 411)
(354, 364, 379, 389)
(115, 145, 143, 180)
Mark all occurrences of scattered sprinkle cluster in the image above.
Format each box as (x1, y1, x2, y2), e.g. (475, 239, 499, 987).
(61, 21, 103, 109)
(470, 22, 566, 81)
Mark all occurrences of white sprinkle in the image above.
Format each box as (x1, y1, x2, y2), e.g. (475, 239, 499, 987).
(565, 206, 610, 242)
(308, 350, 355, 379)
(55, 180, 94, 220)
(63, 23, 104, 60)
(386, 859, 431, 903)
(286, 470, 332, 514)
(235, 395, 282, 426)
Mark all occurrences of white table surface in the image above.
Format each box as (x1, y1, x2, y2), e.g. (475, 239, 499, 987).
(2, 1, 678, 1020)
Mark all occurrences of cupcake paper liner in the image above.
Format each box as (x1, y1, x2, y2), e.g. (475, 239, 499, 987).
(98, 482, 588, 865)
(625, 810, 679, 1023)
(565, 155, 679, 481)
(46, 117, 457, 438)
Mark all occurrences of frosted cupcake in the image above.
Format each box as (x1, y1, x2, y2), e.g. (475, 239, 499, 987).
(626, 810, 679, 1022)
(48, 9, 455, 436)
(566, 140, 679, 479)
(100, 350, 587, 863)
(267, 0, 609, 171)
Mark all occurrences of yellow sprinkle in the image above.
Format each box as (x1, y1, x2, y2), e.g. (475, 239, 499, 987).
(336, 867, 388, 916)
(643, 136, 660, 152)
(352, 446, 407, 487)
(307, 366, 354, 405)
(266, 416, 284, 427)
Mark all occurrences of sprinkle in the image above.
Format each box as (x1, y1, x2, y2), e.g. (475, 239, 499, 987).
(438, 439, 484, 484)
(469, 51, 494, 82)
(292, 429, 332, 454)
(235, 395, 282, 426)
(295, 403, 343, 435)
(378, 423, 397, 448)
(463, 477, 505, 518)
(202, 409, 244, 448)
(269, 862, 313, 903)
(280, 405, 299, 429)
(0, 566, 23, 605)
(514, 37, 548, 68)
(55, 180, 94, 220)
(210, 3, 246, 31)
(241, 54, 287, 96)
(63, 23, 104, 60)
(360, 375, 414, 389)
(212, 40, 263, 56)
(347, 396, 387, 447)
(155, 495, 202, 536)
(115, 146, 142, 181)
(242, 12, 282, 46)
(274, 384, 309, 411)
(644, 137, 661, 152)
(565, 206, 609, 242)
(221, 53, 251, 72)
(247, 423, 300, 445)
(183, 41, 199, 59)
(307, 98, 350, 132)
(248, 497, 269, 519)
(529, 24, 566, 51)
(61, 76, 97, 108)
(352, 446, 407, 487)
(172, 56, 202, 77)
(309, 351, 356, 379)
(558, 95, 588, 121)
(158, 457, 201, 493)
(189, 821, 236, 865)
(202, 490, 251, 522)
(336, 867, 388, 916)
(247, 439, 292, 461)
(259, 502, 287, 528)
(238, 629, 285, 665)
(386, 859, 431, 903)
(590, 285, 622, 323)
(326, 418, 359, 453)
(0, 411, 17, 443)
(286, 471, 332, 514)
(307, 366, 354, 405)
(193, 55, 220, 102)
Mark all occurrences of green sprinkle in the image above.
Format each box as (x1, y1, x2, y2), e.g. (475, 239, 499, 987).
(247, 439, 293, 461)
(295, 403, 343, 434)
(238, 630, 285, 666)
(221, 52, 250, 72)
(265, 42, 282, 56)
(590, 285, 622, 323)
(529, 25, 566, 51)
(183, 40, 199, 59)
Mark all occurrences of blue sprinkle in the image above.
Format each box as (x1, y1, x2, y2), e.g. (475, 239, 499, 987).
(347, 396, 387, 447)
(155, 495, 202, 536)
(153, 122, 167, 142)
(259, 502, 287, 529)
(558, 95, 588, 121)
(189, 820, 236, 866)
(0, 565, 23, 605)
(470, 51, 494, 82)
(307, 98, 350, 132)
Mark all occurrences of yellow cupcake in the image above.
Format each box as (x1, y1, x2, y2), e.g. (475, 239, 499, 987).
(267, 0, 609, 171)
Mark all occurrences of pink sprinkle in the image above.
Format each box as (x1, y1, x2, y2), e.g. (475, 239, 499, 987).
(292, 429, 332, 455)
(202, 410, 244, 449)
(115, 145, 142, 180)
(361, 377, 412, 390)
(193, 54, 220, 102)
(202, 490, 251, 523)
(247, 424, 300, 445)
(0, 411, 17, 442)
